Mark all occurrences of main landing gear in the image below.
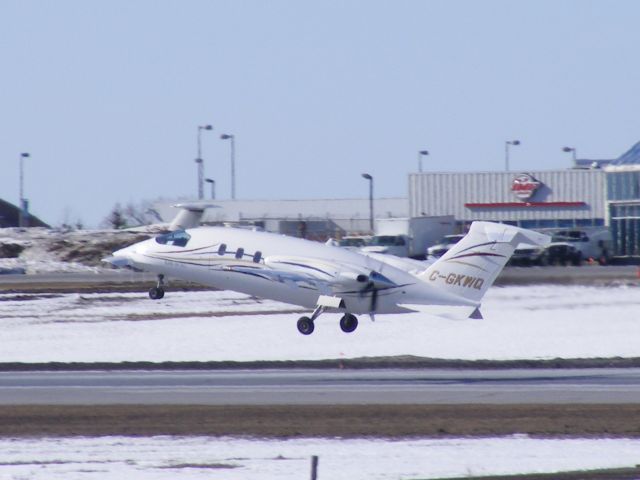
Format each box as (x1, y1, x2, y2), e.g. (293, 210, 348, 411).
(296, 308, 359, 335)
(148, 274, 165, 300)
(339, 313, 358, 333)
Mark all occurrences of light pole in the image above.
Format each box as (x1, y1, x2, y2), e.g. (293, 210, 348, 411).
(196, 124, 213, 200)
(205, 178, 216, 199)
(505, 140, 520, 172)
(19, 152, 30, 228)
(361, 173, 374, 233)
(418, 150, 429, 173)
(220, 133, 236, 200)
(563, 146, 577, 167)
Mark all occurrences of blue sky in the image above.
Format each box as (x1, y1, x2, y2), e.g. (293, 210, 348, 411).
(2, 0, 639, 226)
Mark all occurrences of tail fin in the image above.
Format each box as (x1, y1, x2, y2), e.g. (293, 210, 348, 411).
(418, 222, 550, 303)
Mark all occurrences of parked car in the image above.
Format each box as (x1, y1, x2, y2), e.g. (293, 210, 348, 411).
(360, 216, 455, 259)
(337, 236, 369, 251)
(545, 241, 582, 266)
(510, 243, 548, 266)
(426, 234, 465, 259)
(543, 229, 612, 266)
(362, 234, 410, 257)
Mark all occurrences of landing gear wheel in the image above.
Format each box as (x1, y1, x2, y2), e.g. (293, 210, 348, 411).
(339, 313, 358, 333)
(149, 274, 166, 300)
(297, 316, 315, 335)
(148, 286, 165, 300)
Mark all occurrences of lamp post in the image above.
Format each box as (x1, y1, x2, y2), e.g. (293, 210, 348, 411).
(205, 178, 216, 199)
(417, 150, 429, 173)
(361, 173, 374, 233)
(196, 125, 213, 200)
(220, 133, 236, 200)
(19, 152, 30, 228)
(563, 146, 577, 167)
(505, 140, 520, 172)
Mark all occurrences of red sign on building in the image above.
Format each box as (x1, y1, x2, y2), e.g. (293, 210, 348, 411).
(511, 173, 541, 201)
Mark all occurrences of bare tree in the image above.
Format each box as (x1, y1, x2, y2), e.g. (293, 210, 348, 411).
(102, 200, 163, 230)
(104, 203, 128, 230)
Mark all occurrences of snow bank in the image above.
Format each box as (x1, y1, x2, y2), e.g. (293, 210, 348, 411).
(1, 285, 639, 362)
(0, 435, 638, 480)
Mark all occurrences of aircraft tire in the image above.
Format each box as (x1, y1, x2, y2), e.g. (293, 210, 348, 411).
(339, 313, 358, 333)
(297, 316, 315, 335)
(148, 287, 165, 300)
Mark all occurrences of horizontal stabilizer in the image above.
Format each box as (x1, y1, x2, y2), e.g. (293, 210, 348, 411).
(169, 203, 219, 231)
(398, 303, 480, 319)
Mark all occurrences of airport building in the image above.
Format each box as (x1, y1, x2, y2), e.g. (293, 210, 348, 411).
(154, 142, 640, 259)
(409, 169, 605, 230)
(409, 141, 640, 258)
(154, 197, 408, 241)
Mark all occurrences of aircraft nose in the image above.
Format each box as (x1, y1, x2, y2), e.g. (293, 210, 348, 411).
(104, 241, 147, 268)
(113, 243, 137, 258)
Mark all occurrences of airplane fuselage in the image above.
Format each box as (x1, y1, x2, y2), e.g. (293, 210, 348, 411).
(114, 226, 448, 315)
(109, 220, 551, 334)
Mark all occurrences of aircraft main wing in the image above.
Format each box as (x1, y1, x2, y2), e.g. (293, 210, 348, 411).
(218, 264, 321, 285)
(217, 255, 401, 293)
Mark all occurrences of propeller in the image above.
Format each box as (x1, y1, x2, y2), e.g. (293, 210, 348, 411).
(358, 271, 395, 313)
(359, 279, 379, 312)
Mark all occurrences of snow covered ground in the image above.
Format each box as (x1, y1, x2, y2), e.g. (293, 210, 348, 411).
(0, 227, 141, 274)
(1, 284, 640, 362)
(0, 435, 638, 480)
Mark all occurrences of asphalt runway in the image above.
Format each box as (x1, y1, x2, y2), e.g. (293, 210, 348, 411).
(2, 368, 640, 405)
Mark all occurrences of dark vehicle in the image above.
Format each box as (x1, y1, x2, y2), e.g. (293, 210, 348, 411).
(510, 243, 548, 266)
(338, 236, 368, 249)
(543, 229, 612, 266)
(545, 241, 582, 266)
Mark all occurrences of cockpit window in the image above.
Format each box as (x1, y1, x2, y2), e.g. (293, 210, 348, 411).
(235, 247, 245, 259)
(218, 243, 227, 255)
(155, 230, 191, 247)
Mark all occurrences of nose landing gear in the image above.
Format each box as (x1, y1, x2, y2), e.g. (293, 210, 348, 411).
(296, 305, 325, 335)
(296, 316, 315, 335)
(148, 274, 166, 300)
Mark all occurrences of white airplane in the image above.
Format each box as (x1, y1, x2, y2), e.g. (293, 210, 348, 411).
(105, 211, 550, 335)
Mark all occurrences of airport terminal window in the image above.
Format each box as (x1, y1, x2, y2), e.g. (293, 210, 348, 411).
(575, 218, 604, 227)
(536, 220, 558, 229)
(235, 247, 244, 259)
(516, 218, 604, 230)
(607, 172, 640, 201)
(218, 243, 227, 255)
(155, 230, 191, 247)
(558, 219, 575, 228)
